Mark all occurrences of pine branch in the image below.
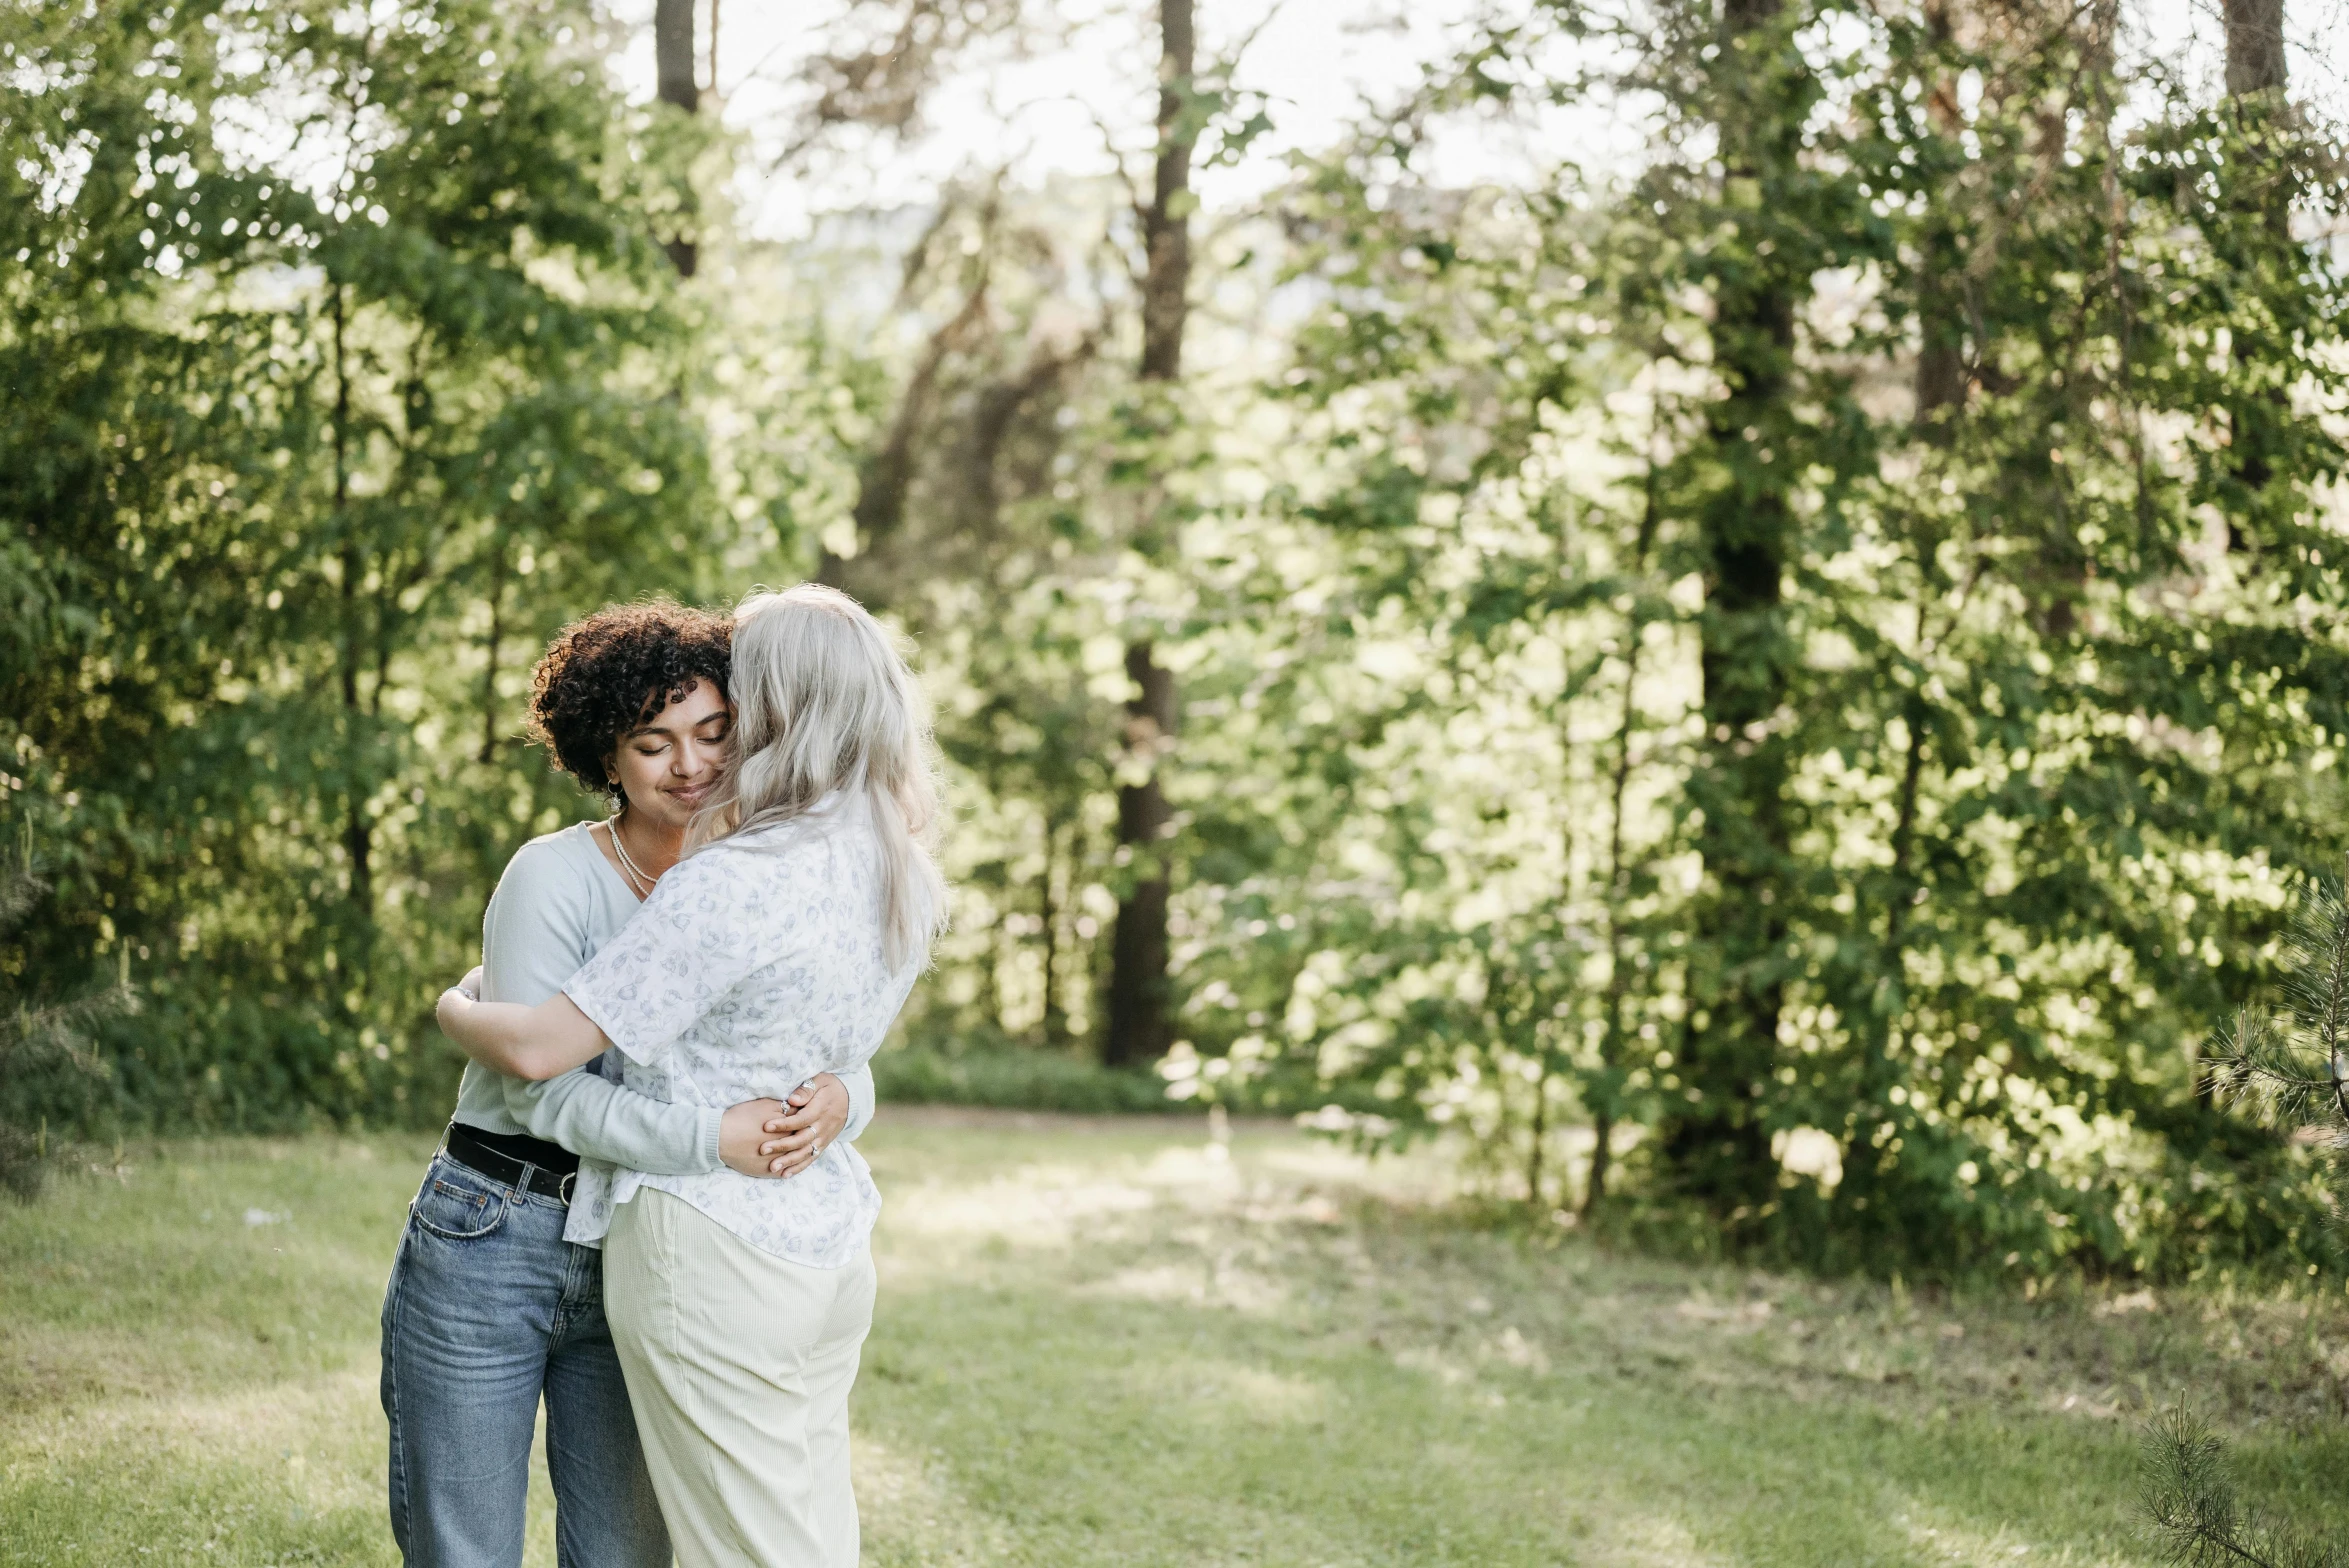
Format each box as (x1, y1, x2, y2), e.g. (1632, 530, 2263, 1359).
(0, 864, 41, 931)
(2204, 868, 2349, 1141)
(2203, 1006, 2335, 1125)
(2141, 1400, 2342, 1568)
(0, 854, 121, 1200)
(2, 992, 117, 1079)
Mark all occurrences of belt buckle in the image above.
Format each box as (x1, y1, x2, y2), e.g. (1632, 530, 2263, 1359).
(558, 1171, 577, 1207)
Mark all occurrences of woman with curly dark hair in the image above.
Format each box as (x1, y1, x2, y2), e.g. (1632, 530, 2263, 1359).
(437, 586, 946, 1568)
(379, 601, 874, 1568)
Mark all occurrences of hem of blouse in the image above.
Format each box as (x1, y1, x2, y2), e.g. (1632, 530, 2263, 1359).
(638, 1178, 880, 1272)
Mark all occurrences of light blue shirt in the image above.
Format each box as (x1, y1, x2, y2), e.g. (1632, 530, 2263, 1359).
(449, 822, 874, 1206)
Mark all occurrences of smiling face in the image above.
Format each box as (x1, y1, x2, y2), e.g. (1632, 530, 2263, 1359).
(608, 678, 732, 832)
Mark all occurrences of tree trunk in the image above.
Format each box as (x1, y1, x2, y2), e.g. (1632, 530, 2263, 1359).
(1913, 0, 1967, 425)
(331, 285, 372, 916)
(1104, 642, 1178, 1065)
(1586, 448, 1661, 1220)
(1039, 813, 1065, 1048)
(1526, 1070, 1548, 1209)
(1139, 0, 1194, 385)
(820, 276, 990, 595)
(981, 875, 1003, 1030)
(654, 0, 699, 277)
(1661, 0, 1797, 1210)
(1103, 0, 1195, 1068)
(478, 533, 507, 765)
(2223, 0, 2285, 98)
(2223, 0, 2286, 517)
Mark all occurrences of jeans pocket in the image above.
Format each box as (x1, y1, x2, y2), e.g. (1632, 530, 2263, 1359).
(410, 1164, 510, 1241)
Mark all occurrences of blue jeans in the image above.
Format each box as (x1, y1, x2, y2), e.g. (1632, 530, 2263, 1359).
(379, 1153, 670, 1568)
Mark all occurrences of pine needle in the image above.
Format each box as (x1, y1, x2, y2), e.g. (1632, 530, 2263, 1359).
(2138, 1398, 2336, 1567)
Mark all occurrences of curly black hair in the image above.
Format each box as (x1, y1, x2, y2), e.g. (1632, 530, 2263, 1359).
(526, 602, 732, 804)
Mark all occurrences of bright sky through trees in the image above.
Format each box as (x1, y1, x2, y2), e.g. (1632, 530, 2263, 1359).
(604, 0, 2349, 244)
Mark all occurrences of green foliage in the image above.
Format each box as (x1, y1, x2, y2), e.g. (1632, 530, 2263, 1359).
(2205, 867, 2349, 1132)
(7, 0, 2349, 1289)
(0, 0, 763, 1134)
(2135, 871, 2349, 1561)
(1135, 0, 2349, 1281)
(0, 828, 120, 1199)
(872, 1041, 1196, 1115)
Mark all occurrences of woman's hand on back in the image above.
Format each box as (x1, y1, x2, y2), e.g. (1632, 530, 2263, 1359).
(758, 1074, 849, 1178)
(719, 1099, 794, 1177)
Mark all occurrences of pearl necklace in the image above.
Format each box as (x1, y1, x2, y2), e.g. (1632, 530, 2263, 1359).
(605, 814, 658, 898)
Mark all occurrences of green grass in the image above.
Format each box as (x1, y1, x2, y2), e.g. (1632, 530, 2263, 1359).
(5, 1113, 2349, 1566)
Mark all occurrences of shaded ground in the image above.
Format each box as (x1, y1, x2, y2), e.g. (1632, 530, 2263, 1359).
(3, 1110, 2345, 1565)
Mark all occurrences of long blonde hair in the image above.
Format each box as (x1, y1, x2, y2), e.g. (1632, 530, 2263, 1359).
(687, 584, 947, 971)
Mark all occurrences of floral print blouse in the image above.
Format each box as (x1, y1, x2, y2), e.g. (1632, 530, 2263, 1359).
(561, 794, 920, 1268)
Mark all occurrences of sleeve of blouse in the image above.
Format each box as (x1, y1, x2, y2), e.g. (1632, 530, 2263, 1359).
(837, 1061, 876, 1143)
(564, 845, 784, 1065)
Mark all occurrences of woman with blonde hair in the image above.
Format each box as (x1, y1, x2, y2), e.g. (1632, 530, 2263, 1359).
(383, 600, 873, 1568)
(435, 584, 947, 1568)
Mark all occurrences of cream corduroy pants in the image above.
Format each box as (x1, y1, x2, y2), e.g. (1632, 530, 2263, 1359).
(604, 1189, 875, 1568)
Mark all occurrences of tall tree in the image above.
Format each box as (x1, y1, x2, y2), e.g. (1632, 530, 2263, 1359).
(655, 0, 701, 276)
(2221, 0, 2288, 514)
(2224, 0, 2286, 97)
(1102, 0, 1196, 1068)
(1830, 0, 1970, 1227)
(1658, 0, 1810, 1207)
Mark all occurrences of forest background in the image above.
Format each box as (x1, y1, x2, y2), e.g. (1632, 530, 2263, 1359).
(5, 0, 2348, 1285)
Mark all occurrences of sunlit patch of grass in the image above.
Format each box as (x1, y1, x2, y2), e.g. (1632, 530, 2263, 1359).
(0, 1136, 558, 1568)
(854, 1432, 1019, 1568)
(0, 1139, 410, 1567)
(8, 1114, 2349, 1566)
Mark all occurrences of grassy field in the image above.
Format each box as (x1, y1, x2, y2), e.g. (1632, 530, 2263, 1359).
(4, 1111, 2349, 1567)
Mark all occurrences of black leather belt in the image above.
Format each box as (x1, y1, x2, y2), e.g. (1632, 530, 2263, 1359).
(443, 1122, 577, 1204)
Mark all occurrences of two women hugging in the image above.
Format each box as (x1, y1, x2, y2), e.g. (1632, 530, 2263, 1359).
(382, 584, 944, 1568)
